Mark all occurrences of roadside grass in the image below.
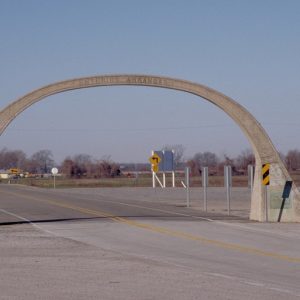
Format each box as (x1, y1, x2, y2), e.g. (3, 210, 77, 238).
(2, 171, 300, 188)
(1, 174, 248, 188)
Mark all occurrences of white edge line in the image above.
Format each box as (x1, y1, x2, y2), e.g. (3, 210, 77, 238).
(0, 208, 59, 236)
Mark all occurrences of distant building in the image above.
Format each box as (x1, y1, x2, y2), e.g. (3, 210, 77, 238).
(0, 170, 10, 179)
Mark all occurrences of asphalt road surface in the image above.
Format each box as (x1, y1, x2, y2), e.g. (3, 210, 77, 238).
(0, 184, 300, 300)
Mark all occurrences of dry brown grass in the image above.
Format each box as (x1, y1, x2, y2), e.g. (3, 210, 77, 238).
(3, 170, 300, 188)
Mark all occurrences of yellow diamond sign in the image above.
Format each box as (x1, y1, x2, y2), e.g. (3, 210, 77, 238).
(149, 153, 161, 165)
(152, 164, 159, 173)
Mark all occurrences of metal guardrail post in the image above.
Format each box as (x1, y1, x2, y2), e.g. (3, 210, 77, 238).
(185, 167, 190, 208)
(224, 165, 232, 216)
(202, 167, 208, 212)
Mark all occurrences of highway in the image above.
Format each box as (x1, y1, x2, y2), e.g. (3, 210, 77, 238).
(0, 184, 300, 300)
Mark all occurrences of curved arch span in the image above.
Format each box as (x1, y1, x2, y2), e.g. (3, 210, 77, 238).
(0, 74, 299, 222)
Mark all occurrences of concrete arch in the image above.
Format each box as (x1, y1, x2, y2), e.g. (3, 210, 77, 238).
(0, 74, 299, 222)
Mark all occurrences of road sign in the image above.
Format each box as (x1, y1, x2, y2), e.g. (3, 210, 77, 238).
(51, 167, 58, 189)
(282, 180, 292, 199)
(152, 164, 159, 173)
(149, 153, 161, 165)
(262, 163, 270, 185)
(51, 167, 58, 175)
(163, 150, 174, 171)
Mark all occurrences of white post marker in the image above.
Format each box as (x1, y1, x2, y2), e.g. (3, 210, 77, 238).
(172, 150, 175, 188)
(265, 185, 269, 222)
(163, 172, 166, 188)
(224, 165, 232, 216)
(185, 167, 190, 208)
(154, 173, 164, 188)
(51, 167, 58, 189)
(172, 171, 175, 187)
(202, 167, 208, 212)
(152, 170, 156, 188)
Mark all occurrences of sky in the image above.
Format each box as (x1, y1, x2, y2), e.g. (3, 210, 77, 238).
(0, 0, 300, 164)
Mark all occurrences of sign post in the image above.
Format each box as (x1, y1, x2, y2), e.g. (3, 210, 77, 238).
(202, 167, 208, 212)
(278, 180, 293, 222)
(51, 167, 58, 189)
(149, 152, 161, 188)
(224, 165, 232, 216)
(262, 163, 270, 222)
(149, 150, 175, 188)
(185, 167, 190, 208)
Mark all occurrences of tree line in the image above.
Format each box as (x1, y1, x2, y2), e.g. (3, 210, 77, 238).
(1, 146, 300, 178)
(0, 148, 120, 178)
(187, 149, 255, 176)
(0, 148, 54, 174)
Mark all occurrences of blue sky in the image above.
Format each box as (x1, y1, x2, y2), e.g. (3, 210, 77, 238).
(1, 0, 300, 163)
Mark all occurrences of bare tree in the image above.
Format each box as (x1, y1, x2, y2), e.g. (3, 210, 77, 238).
(61, 157, 75, 177)
(72, 154, 93, 177)
(285, 149, 300, 171)
(217, 154, 235, 175)
(186, 159, 198, 176)
(29, 150, 55, 174)
(194, 151, 218, 167)
(235, 149, 255, 173)
(188, 151, 219, 175)
(97, 156, 120, 178)
(0, 148, 27, 170)
(60, 154, 120, 178)
(162, 144, 185, 168)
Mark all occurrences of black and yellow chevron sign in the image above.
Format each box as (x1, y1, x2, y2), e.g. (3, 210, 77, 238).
(262, 163, 270, 185)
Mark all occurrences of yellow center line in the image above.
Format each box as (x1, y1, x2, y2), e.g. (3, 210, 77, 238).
(3, 189, 300, 263)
